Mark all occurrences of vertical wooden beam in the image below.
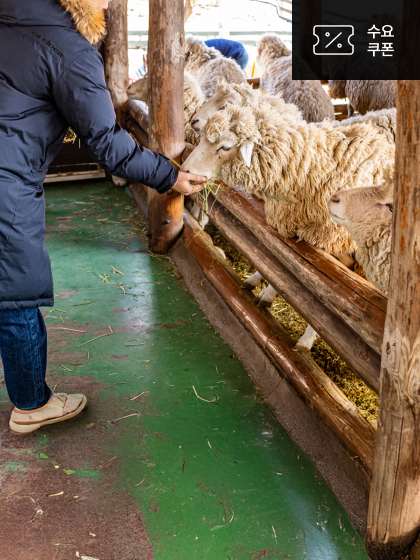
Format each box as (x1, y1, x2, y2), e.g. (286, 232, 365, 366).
(104, 0, 129, 126)
(366, 80, 420, 559)
(147, 0, 185, 254)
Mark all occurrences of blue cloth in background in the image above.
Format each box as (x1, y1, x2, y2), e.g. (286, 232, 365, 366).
(205, 39, 247, 67)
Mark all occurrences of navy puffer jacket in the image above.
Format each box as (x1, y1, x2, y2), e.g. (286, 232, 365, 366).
(0, 0, 178, 310)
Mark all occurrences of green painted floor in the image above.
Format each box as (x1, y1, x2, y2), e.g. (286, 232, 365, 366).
(0, 180, 370, 560)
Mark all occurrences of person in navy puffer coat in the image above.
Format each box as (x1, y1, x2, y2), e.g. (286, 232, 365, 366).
(0, 0, 205, 434)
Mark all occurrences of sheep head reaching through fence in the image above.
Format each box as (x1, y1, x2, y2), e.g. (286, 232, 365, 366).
(127, 75, 148, 102)
(181, 105, 264, 190)
(328, 182, 394, 291)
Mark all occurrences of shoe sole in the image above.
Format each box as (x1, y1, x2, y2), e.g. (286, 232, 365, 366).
(9, 396, 88, 435)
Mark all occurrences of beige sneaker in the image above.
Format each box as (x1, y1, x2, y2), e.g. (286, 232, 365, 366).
(9, 393, 87, 435)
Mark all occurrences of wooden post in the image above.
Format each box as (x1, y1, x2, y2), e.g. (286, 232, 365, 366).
(103, 0, 129, 126)
(147, 0, 185, 254)
(366, 81, 420, 559)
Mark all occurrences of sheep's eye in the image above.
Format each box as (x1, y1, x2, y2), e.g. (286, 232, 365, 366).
(219, 105, 226, 111)
(220, 146, 231, 152)
(387, 203, 393, 214)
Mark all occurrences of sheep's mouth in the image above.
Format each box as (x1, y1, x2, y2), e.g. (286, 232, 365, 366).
(328, 210, 344, 222)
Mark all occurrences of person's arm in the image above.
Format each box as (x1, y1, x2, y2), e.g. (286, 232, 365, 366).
(53, 49, 204, 194)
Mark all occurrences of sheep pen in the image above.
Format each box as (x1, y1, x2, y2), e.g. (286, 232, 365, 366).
(205, 221, 379, 424)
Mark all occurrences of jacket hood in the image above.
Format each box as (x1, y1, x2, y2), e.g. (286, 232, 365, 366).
(0, 0, 106, 45)
(58, 0, 106, 44)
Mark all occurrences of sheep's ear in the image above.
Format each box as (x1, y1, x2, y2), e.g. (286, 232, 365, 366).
(240, 141, 254, 167)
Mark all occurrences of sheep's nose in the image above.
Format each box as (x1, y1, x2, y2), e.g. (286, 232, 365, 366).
(330, 195, 340, 203)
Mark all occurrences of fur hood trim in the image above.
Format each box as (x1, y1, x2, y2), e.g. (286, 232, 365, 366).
(58, 0, 106, 44)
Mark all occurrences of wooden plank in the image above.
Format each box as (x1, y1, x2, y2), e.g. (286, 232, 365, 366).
(126, 99, 149, 133)
(247, 77, 260, 89)
(125, 116, 149, 149)
(147, 0, 185, 254)
(183, 210, 376, 477)
(209, 184, 387, 355)
(104, 0, 129, 126)
(366, 80, 420, 560)
(191, 192, 381, 392)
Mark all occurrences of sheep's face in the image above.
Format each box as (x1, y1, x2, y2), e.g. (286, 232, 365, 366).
(180, 130, 244, 181)
(328, 182, 394, 244)
(191, 86, 243, 134)
(181, 106, 259, 181)
(127, 76, 148, 102)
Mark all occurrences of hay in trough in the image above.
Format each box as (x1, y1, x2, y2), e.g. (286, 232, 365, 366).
(205, 223, 379, 424)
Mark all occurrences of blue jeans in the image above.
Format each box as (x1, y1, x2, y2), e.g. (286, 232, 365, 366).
(0, 309, 51, 410)
(235, 50, 249, 71)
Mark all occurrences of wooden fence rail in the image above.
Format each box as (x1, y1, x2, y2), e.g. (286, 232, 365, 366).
(190, 188, 382, 392)
(183, 210, 377, 477)
(201, 185, 387, 355)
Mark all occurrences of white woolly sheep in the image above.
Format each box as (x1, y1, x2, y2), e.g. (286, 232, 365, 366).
(185, 36, 247, 100)
(328, 182, 393, 292)
(328, 79, 397, 116)
(181, 103, 394, 254)
(332, 108, 396, 144)
(181, 103, 394, 350)
(189, 80, 302, 307)
(256, 34, 335, 123)
(127, 72, 205, 145)
(190, 80, 302, 135)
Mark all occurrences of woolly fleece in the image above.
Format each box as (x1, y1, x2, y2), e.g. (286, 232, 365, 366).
(256, 34, 335, 123)
(193, 103, 395, 255)
(58, 0, 106, 44)
(185, 36, 247, 100)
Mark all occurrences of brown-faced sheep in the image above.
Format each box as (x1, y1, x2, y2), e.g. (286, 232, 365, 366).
(332, 108, 396, 144)
(256, 34, 335, 123)
(127, 72, 205, 145)
(328, 80, 397, 116)
(190, 80, 302, 135)
(328, 182, 393, 292)
(185, 36, 247, 100)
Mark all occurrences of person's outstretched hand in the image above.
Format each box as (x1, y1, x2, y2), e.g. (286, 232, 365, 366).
(172, 172, 207, 195)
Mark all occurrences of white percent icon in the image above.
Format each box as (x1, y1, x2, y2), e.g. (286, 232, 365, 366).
(313, 25, 354, 56)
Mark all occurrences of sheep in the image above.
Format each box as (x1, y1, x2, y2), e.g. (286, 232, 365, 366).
(181, 103, 394, 350)
(185, 36, 247, 100)
(127, 72, 205, 145)
(189, 80, 302, 306)
(190, 80, 302, 135)
(256, 34, 335, 123)
(332, 108, 396, 144)
(328, 182, 393, 292)
(182, 103, 394, 253)
(328, 79, 397, 116)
